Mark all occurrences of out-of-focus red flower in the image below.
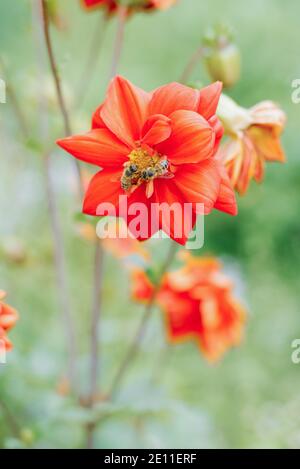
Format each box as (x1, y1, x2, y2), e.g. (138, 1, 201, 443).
(58, 76, 237, 245)
(131, 269, 154, 302)
(82, 0, 117, 14)
(81, 0, 177, 15)
(101, 219, 150, 262)
(0, 291, 19, 352)
(218, 94, 286, 195)
(131, 253, 246, 362)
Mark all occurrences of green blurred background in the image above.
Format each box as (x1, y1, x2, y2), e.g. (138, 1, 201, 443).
(0, 0, 300, 449)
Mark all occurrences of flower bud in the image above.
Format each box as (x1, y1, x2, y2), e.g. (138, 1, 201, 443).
(47, 0, 67, 31)
(20, 428, 35, 446)
(203, 24, 241, 89)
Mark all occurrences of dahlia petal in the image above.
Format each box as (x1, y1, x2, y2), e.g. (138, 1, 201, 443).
(92, 104, 106, 129)
(157, 110, 215, 164)
(149, 82, 200, 117)
(254, 155, 265, 183)
(83, 168, 123, 216)
(173, 159, 222, 215)
(0, 304, 19, 331)
(141, 114, 172, 146)
(154, 178, 195, 245)
(208, 115, 224, 153)
(236, 136, 258, 195)
(120, 186, 159, 241)
(131, 270, 154, 303)
(151, 0, 177, 10)
(248, 126, 286, 162)
(214, 164, 238, 216)
(101, 76, 151, 146)
(198, 82, 223, 120)
(158, 291, 202, 341)
(57, 129, 129, 168)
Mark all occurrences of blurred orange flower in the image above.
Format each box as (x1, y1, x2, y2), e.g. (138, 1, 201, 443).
(81, 0, 177, 15)
(218, 94, 286, 195)
(76, 216, 149, 264)
(132, 253, 246, 362)
(82, 0, 117, 14)
(101, 220, 150, 263)
(0, 290, 19, 352)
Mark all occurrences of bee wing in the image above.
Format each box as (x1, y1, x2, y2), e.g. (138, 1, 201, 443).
(159, 172, 174, 179)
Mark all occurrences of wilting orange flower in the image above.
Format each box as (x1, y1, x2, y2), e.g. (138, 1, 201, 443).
(58, 76, 237, 245)
(0, 291, 19, 352)
(218, 94, 286, 195)
(132, 253, 246, 362)
(81, 0, 177, 14)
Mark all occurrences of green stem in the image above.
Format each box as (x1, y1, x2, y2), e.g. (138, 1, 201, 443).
(107, 241, 178, 400)
(40, 0, 84, 197)
(179, 46, 205, 84)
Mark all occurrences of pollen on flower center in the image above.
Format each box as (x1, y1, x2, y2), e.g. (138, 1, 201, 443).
(129, 147, 160, 170)
(120, 147, 171, 197)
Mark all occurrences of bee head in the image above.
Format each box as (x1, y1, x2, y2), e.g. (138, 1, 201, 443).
(129, 164, 138, 173)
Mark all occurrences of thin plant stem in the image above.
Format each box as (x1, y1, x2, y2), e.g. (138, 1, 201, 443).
(85, 11, 128, 446)
(43, 152, 78, 389)
(179, 46, 205, 84)
(86, 240, 104, 449)
(0, 57, 29, 140)
(39, 0, 84, 197)
(109, 5, 127, 79)
(76, 12, 108, 107)
(0, 397, 21, 438)
(33, 0, 78, 392)
(107, 241, 178, 400)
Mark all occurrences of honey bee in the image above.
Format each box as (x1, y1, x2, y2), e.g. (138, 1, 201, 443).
(121, 159, 173, 193)
(141, 159, 171, 182)
(154, 159, 170, 176)
(121, 163, 138, 191)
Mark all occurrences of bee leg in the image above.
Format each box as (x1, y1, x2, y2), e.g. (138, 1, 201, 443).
(145, 180, 154, 199)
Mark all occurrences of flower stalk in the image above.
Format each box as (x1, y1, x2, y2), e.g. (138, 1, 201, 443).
(109, 4, 127, 78)
(39, 0, 84, 197)
(179, 46, 205, 84)
(107, 240, 178, 400)
(76, 12, 108, 107)
(34, 0, 79, 391)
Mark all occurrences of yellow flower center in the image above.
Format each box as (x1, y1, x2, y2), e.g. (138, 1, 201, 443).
(129, 147, 160, 171)
(120, 147, 170, 196)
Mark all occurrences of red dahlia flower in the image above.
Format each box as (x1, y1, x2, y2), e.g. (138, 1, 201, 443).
(132, 254, 246, 362)
(58, 76, 237, 244)
(82, 0, 177, 14)
(0, 291, 19, 352)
